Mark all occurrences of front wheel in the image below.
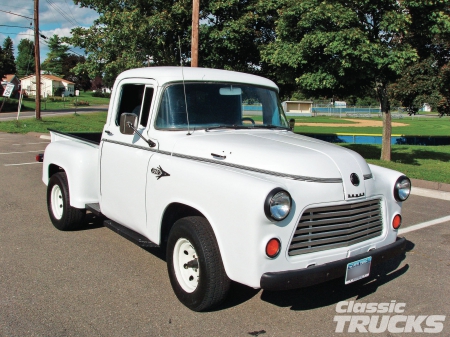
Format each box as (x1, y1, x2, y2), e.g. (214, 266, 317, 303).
(167, 216, 230, 311)
(47, 172, 85, 231)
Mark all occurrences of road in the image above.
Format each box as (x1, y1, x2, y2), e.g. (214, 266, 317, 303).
(0, 106, 108, 121)
(0, 133, 449, 336)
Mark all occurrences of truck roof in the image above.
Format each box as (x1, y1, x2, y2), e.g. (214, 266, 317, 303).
(116, 67, 279, 91)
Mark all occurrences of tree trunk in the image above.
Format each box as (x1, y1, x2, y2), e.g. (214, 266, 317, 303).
(377, 82, 391, 161)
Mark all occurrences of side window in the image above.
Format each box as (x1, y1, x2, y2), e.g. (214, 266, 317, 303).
(115, 84, 145, 126)
(139, 87, 154, 127)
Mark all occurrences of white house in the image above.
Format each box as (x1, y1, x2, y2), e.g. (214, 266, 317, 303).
(21, 74, 75, 97)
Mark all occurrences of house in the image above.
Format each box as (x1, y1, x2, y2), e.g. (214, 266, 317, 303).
(20, 74, 75, 97)
(1, 74, 21, 97)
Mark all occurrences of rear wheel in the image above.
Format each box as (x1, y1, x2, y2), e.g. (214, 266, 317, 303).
(167, 216, 230, 311)
(47, 172, 85, 231)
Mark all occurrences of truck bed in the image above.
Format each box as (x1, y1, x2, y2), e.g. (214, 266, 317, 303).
(48, 129, 102, 145)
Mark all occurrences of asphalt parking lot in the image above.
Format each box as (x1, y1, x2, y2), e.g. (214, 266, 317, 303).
(0, 132, 449, 336)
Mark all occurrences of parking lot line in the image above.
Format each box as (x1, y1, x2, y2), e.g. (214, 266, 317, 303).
(4, 162, 42, 167)
(399, 214, 450, 234)
(0, 150, 45, 155)
(12, 142, 49, 146)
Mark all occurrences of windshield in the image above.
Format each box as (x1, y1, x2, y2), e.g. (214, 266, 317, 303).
(155, 82, 289, 130)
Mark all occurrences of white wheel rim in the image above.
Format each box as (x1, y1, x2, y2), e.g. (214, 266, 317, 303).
(51, 184, 64, 220)
(173, 238, 199, 293)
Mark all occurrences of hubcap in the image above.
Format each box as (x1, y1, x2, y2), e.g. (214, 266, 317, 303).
(51, 184, 64, 220)
(173, 238, 199, 293)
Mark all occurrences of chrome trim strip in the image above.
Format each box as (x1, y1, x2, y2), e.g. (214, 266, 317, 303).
(103, 138, 343, 183)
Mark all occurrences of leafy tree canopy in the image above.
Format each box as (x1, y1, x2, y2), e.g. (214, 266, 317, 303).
(68, 0, 277, 86)
(16, 39, 35, 78)
(41, 35, 70, 77)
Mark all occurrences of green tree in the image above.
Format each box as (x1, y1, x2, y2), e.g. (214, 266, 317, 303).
(68, 0, 194, 84)
(16, 39, 35, 78)
(62, 54, 92, 91)
(41, 35, 70, 77)
(2, 37, 16, 75)
(68, 0, 277, 85)
(261, 0, 424, 161)
(0, 46, 4, 81)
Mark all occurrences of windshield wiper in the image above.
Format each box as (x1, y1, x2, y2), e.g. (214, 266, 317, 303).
(252, 124, 289, 130)
(205, 125, 252, 131)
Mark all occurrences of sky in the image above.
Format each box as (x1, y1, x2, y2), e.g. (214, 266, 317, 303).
(0, 0, 99, 66)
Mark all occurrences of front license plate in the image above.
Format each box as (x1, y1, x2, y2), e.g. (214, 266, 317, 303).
(345, 256, 372, 284)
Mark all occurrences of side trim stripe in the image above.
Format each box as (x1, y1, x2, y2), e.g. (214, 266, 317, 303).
(103, 138, 343, 183)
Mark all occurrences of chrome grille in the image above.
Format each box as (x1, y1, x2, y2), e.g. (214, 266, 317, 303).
(289, 199, 383, 256)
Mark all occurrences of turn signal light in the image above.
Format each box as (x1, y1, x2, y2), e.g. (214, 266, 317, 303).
(266, 238, 281, 258)
(392, 214, 402, 230)
(36, 153, 44, 162)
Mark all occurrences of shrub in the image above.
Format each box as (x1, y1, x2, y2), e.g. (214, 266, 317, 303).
(73, 101, 90, 106)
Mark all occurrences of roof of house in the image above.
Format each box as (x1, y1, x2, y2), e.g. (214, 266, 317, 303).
(2, 74, 18, 83)
(20, 74, 75, 85)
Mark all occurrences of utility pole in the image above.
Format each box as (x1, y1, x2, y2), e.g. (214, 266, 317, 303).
(34, 0, 41, 119)
(191, 0, 199, 67)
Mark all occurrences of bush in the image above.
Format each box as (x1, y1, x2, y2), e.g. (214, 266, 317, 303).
(92, 91, 111, 98)
(73, 101, 90, 106)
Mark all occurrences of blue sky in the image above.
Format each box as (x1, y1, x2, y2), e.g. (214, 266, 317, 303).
(0, 0, 99, 66)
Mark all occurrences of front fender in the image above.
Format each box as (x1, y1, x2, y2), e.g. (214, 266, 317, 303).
(43, 141, 99, 208)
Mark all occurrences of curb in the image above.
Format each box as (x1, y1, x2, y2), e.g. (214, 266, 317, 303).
(411, 178, 450, 193)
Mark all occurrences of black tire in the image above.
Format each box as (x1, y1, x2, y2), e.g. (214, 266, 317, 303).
(47, 172, 85, 231)
(167, 216, 230, 311)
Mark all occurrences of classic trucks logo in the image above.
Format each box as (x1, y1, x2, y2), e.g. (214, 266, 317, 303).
(334, 300, 446, 333)
(151, 166, 170, 179)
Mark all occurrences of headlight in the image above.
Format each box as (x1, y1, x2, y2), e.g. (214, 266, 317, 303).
(264, 188, 292, 221)
(394, 176, 411, 201)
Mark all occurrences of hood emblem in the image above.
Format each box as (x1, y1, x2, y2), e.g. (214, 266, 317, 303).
(350, 173, 360, 186)
(151, 166, 170, 180)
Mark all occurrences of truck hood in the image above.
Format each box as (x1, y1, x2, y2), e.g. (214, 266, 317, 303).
(172, 130, 372, 199)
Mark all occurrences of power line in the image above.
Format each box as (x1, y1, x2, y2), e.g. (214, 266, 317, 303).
(0, 9, 34, 20)
(45, 0, 79, 27)
(0, 24, 33, 29)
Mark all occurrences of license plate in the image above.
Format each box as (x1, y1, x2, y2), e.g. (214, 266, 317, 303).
(345, 256, 372, 284)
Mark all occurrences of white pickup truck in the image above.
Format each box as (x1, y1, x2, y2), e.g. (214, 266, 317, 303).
(42, 67, 410, 311)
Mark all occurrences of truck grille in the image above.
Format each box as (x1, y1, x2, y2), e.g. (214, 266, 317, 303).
(288, 199, 383, 256)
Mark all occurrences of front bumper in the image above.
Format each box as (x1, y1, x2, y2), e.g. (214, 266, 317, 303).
(260, 237, 407, 291)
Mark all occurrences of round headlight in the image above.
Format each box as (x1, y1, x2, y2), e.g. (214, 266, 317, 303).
(394, 176, 411, 201)
(264, 188, 292, 221)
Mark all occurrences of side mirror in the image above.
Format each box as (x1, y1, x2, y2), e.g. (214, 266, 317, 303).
(120, 113, 138, 135)
(289, 118, 295, 131)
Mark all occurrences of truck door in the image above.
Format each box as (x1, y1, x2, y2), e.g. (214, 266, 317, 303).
(100, 79, 156, 235)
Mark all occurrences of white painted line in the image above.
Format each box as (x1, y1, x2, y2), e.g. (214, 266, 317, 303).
(4, 162, 42, 167)
(12, 142, 50, 146)
(0, 150, 45, 155)
(399, 215, 450, 234)
(40, 135, 51, 140)
(411, 187, 450, 201)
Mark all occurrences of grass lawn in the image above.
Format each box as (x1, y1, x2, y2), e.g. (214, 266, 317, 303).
(0, 112, 449, 184)
(292, 115, 450, 136)
(342, 144, 450, 184)
(0, 112, 107, 133)
(1, 91, 110, 112)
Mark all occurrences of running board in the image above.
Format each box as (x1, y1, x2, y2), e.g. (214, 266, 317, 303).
(86, 203, 102, 216)
(104, 219, 159, 248)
